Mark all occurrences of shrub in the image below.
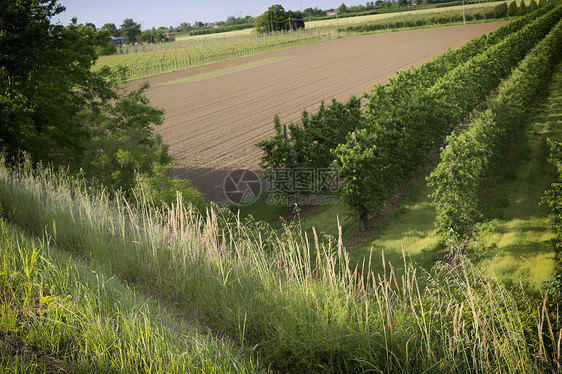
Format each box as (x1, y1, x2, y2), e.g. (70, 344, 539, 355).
(520, 0, 528, 15)
(495, 2, 508, 17)
(508, 0, 519, 16)
(134, 164, 207, 212)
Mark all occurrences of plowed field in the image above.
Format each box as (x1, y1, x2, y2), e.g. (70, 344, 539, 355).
(133, 22, 506, 203)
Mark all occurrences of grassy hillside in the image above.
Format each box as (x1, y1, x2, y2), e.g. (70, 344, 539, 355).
(1, 2, 561, 372)
(0, 153, 560, 371)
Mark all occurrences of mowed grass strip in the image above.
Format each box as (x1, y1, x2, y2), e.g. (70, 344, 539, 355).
(470, 64, 562, 289)
(160, 56, 289, 85)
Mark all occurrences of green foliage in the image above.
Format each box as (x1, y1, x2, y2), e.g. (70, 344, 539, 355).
(0, 0, 201, 209)
(529, 0, 539, 11)
(254, 4, 304, 33)
(495, 2, 508, 17)
(73, 21, 117, 56)
(255, 4, 286, 33)
(119, 18, 141, 44)
(101, 22, 119, 36)
(80, 83, 172, 192)
(508, 0, 519, 16)
(520, 0, 528, 15)
(0, 1, 115, 166)
(333, 5, 557, 230)
(139, 27, 172, 43)
(543, 139, 562, 254)
(256, 96, 363, 173)
(428, 11, 562, 246)
(134, 164, 207, 212)
(334, 127, 400, 230)
(94, 39, 117, 56)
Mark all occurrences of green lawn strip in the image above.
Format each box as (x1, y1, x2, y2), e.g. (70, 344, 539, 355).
(231, 192, 353, 239)
(468, 65, 562, 290)
(159, 56, 289, 85)
(0, 219, 261, 373)
(338, 172, 440, 276)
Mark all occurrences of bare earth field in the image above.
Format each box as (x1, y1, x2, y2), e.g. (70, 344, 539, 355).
(133, 22, 506, 204)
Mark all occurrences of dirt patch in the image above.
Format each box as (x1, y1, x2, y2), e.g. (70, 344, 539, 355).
(131, 22, 506, 204)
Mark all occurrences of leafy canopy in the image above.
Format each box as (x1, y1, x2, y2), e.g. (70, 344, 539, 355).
(0, 0, 205, 208)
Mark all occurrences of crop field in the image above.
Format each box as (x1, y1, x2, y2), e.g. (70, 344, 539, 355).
(95, 28, 334, 80)
(96, 2, 512, 81)
(176, 28, 254, 41)
(130, 21, 506, 203)
(306, 0, 508, 28)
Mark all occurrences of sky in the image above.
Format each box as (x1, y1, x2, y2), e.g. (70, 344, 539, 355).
(53, 1, 347, 30)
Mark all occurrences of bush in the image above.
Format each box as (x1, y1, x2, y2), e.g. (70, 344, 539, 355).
(495, 2, 508, 17)
(134, 164, 207, 212)
(520, 0, 528, 15)
(508, 0, 519, 16)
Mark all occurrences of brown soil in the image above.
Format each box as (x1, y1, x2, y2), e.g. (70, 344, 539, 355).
(131, 22, 506, 205)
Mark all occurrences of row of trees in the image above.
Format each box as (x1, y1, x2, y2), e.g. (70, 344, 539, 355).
(78, 18, 176, 55)
(0, 0, 205, 210)
(339, 3, 559, 231)
(508, 0, 545, 15)
(302, 1, 407, 17)
(256, 3, 556, 231)
(100, 18, 142, 43)
(428, 11, 562, 249)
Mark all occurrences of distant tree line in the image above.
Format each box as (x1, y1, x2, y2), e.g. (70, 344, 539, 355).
(99, 19, 175, 45)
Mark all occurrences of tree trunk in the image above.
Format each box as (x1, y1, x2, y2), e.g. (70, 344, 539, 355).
(359, 213, 369, 232)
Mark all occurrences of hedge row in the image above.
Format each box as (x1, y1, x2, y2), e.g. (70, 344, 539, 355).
(428, 19, 562, 246)
(335, 5, 562, 230)
(343, 3, 509, 33)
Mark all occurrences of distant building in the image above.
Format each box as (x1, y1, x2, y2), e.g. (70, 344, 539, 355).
(110, 36, 125, 46)
(326, 11, 337, 16)
(162, 32, 175, 41)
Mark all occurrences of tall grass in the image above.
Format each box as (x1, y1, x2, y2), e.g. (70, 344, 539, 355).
(0, 157, 559, 372)
(0, 219, 261, 373)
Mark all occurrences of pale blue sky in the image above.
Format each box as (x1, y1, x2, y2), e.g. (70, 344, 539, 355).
(53, 1, 347, 29)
